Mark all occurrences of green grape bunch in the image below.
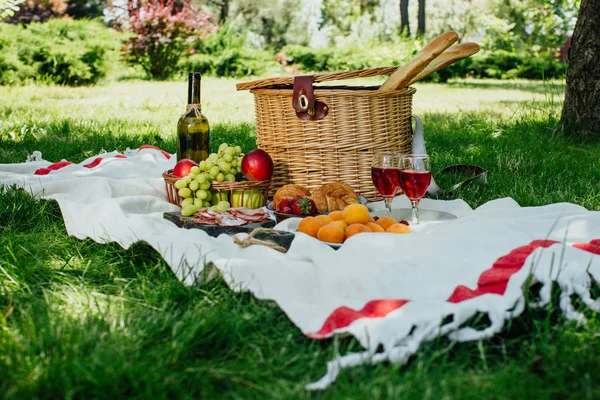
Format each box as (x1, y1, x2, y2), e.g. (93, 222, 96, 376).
(173, 143, 243, 217)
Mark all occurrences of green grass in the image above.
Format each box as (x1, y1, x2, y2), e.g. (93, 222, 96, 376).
(1, 78, 600, 399)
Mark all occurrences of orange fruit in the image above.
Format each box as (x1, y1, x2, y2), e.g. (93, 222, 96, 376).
(328, 211, 344, 221)
(375, 216, 399, 230)
(386, 223, 411, 234)
(298, 216, 324, 238)
(366, 222, 385, 232)
(342, 204, 371, 225)
(345, 223, 373, 240)
(317, 223, 345, 244)
(315, 214, 333, 225)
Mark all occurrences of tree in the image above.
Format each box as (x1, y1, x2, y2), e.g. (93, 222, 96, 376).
(399, 0, 409, 36)
(208, 0, 228, 23)
(559, 0, 600, 135)
(417, 0, 425, 37)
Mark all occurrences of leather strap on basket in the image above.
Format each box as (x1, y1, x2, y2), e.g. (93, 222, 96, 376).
(411, 116, 488, 197)
(292, 75, 329, 121)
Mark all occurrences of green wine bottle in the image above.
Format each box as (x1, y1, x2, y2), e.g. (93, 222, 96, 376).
(177, 72, 210, 163)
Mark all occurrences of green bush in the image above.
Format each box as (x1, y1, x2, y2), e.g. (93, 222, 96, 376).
(469, 51, 567, 80)
(179, 48, 277, 78)
(417, 50, 567, 83)
(0, 19, 122, 85)
(276, 44, 566, 82)
(278, 44, 412, 73)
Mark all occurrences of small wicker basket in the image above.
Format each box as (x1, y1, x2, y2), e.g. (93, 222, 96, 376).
(237, 67, 415, 201)
(162, 170, 270, 208)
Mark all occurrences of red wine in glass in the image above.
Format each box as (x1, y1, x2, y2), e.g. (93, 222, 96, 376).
(399, 170, 432, 201)
(399, 154, 431, 225)
(372, 167, 401, 197)
(372, 152, 401, 215)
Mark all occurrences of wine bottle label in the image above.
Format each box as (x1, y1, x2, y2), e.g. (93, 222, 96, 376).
(185, 104, 202, 117)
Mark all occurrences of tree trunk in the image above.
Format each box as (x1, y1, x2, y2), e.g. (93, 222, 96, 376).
(400, 0, 410, 37)
(219, 0, 229, 23)
(559, 0, 600, 135)
(417, 0, 425, 37)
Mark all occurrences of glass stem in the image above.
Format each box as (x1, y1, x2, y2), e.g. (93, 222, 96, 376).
(411, 200, 420, 225)
(384, 197, 393, 215)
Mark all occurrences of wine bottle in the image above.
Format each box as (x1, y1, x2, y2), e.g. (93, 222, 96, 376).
(177, 72, 210, 163)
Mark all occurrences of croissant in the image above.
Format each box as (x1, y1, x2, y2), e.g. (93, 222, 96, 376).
(310, 182, 360, 213)
(273, 184, 311, 210)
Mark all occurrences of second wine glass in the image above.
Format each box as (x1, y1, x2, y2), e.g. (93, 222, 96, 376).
(399, 154, 431, 225)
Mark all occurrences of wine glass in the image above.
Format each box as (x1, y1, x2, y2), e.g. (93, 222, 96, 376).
(399, 154, 431, 225)
(371, 152, 402, 215)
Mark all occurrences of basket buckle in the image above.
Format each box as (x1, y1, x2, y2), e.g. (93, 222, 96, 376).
(292, 75, 329, 121)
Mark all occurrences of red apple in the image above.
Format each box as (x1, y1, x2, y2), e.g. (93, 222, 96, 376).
(173, 158, 198, 177)
(241, 149, 274, 181)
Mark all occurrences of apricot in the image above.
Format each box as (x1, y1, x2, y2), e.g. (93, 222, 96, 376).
(345, 223, 373, 240)
(365, 222, 385, 232)
(375, 216, 399, 230)
(386, 223, 411, 234)
(342, 204, 371, 225)
(298, 216, 324, 238)
(328, 211, 344, 221)
(330, 220, 348, 231)
(315, 214, 333, 225)
(317, 223, 345, 244)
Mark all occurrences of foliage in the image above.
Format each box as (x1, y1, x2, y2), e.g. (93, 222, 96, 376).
(2, 0, 68, 23)
(114, 0, 215, 80)
(0, 0, 24, 19)
(180, 48, 277, 78)
(1, 0, 107, 22)
(484, 0, 580, 54)
(0, 19, 122, 85)
(277, 43, 413, 73)
(67, 0, 107, 19)
(426, 0, 484, 41)
(420, 50, 568, 82)
(178, 22, 279, 78)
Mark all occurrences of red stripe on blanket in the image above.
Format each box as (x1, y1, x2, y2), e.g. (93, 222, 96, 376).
(34, 161, 73, 175)
(308, 239, 600, 339)
(307, 300, 409, 339)
(83, 154, 127, 169)
(138, 145, 171, 159)
(447, 239, 559, 303)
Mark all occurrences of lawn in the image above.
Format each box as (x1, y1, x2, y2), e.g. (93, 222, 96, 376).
(2, 77, 600, 399)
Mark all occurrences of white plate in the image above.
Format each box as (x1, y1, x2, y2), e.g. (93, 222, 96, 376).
(369, 208, 458, 223)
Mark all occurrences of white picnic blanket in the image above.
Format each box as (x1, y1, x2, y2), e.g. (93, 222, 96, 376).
(2, 147, 600, 390)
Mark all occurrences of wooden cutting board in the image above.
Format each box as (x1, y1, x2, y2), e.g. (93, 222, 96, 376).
(163, 211, 296, 251)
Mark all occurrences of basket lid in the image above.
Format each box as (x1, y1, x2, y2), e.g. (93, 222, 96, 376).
(235, 66, 399, 91)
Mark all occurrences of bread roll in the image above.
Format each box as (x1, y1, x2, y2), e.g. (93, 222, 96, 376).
(309, 182, 360, 213)
(379, 31, 459, 91)
(408, 42, 480, 86)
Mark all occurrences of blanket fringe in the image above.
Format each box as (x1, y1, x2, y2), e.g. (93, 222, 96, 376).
(306, 244, 600, 390)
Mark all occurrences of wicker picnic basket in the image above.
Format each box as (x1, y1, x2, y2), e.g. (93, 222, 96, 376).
(236, 67, 416, 201)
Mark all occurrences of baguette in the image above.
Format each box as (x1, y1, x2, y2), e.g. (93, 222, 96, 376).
(379, 31, 459, 91)
(408, 42, 480, 86)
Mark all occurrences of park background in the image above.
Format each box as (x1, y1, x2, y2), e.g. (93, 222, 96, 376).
(0, 0, 577, 84)
(3, 1, 600, 399)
